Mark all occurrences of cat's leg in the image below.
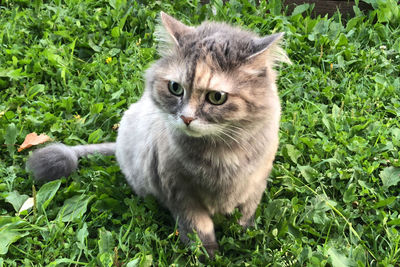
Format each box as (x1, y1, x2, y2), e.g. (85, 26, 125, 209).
(171, 204, 218, 257)
(238, 153, 274, 228)
(237, 188, 264, 228)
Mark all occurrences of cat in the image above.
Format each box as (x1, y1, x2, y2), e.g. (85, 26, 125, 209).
(27, 12, 290, 257)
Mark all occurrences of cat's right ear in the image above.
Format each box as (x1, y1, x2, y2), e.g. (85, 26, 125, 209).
(247, 33, 291, 67)
(159, 12, 194, 47)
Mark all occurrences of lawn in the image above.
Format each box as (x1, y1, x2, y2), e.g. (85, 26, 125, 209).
(1, 0, 400, 266)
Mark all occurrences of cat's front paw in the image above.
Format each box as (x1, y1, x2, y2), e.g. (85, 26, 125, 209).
(238, 216, 255, 229)
(203, 241, 219, 259)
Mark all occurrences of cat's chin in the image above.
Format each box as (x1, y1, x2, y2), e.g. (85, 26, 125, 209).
(176, 126, 205, 138)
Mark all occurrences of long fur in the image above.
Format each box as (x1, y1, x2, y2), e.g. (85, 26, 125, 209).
(27, 143, 116, 181)
(27, 12, 290, 257)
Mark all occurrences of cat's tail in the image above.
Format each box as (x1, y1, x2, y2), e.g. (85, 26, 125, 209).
(27, 143, 116, 182)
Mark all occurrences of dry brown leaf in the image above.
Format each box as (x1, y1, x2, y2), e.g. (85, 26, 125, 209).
(18, 132, 51, 152)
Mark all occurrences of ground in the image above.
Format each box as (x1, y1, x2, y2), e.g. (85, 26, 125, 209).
(0, 0, 400, 266)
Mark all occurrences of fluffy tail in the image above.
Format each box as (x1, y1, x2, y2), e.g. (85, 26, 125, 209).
(27, 143, 116, 181)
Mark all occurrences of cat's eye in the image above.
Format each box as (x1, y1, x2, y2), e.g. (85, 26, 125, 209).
(206, 91, 227, 105)
(168, 81, 184, 96)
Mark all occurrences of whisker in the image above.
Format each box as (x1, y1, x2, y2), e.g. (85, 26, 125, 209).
(213, 125, 258, 155)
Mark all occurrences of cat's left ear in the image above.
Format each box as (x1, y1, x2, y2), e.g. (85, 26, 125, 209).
(247, 33, 291, 66)
(160, 12, 194, 47)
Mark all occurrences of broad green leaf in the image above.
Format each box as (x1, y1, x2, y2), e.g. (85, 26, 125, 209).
(58, 194, 93, 222)
(126, 258, 140, 267)
(48, 258, 87, 266)
(0, 68, 26, 80)
(374, 74, 387, 86)
(88, 129, 103, 144)
(27, 84, 45, 99)
(322, 116, 334, 134)
(5, 191, 29, 212)
(44, 50, 66, 68)
(94, 196, 122, 213)
(109, 0, 117, 9)
(388, 218, 400, 226)
(285, 144, 302, 164)
(98, 253, 113, 267)
(337, 55, 345, 69)
(298, 165, 318, 183)
(0, 216, 20, 228)
(335, 33, 348, 47)
(377, 7, 392, 22)
(0, 217, 29, 255)
(140, 255, 153, 267)
(0, 229, 27, 255)
(362, 0, 378, 8)
(90, 103, 104, 114)
(36, 180, 61, 212)
(109, 48, 121, 57)
(307, 196, 336, 224)
(352, 244, 367, 264)
(4, 110, 15, 120)
(331, 104, 341, 119)
(380, 167, 400, 189)
(88, 38, 102, 52)
(343, 183, 357, 203)
(98, 228, 114, 254)
(2, 167, 17, 192)
(111, 89, 123, 100)
(373, 196, 397, 209)
(327, 247, 352, 267)
(299, 246, 312, 264)
(97, 228, 115, 267)
(312, 19, 329, 35)
(111, 27, 120, 38)
(5, 123, 17, 157)
(268, 0, 282, 15)
(346, 16, 363, 31)
(391, 128, 400, 146)
(291, 3, 310, 16)
(77, 223, 88, 250)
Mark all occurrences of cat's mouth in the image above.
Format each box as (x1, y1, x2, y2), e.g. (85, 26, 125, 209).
(177, 121, 209, 138)
(167, 114, 214, 138)
(180, 126, 204, 137)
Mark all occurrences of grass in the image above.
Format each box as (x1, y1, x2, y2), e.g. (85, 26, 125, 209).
(1, 0, 400, 265)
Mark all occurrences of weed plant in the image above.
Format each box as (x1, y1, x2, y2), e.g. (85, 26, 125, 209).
(0, 0, 399, 265)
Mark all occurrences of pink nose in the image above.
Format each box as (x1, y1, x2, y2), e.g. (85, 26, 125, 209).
(180, 115, 195, 126)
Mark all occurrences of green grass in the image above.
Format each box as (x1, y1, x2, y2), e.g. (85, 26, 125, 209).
(1, 0, 400, 265)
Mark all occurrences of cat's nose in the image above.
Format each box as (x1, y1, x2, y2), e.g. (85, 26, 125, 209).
(180, 115, 195, 126)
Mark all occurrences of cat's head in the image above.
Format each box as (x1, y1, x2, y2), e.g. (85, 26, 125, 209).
(146, 12, 290, 138)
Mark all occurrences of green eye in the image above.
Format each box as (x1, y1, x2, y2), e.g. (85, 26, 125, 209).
(206, 91, 228, 105)
(168, 81, 184, 96)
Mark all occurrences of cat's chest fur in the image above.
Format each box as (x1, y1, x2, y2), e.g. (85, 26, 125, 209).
(156, 137, 267, 215)
(176, 131, 274, 213)
(116, 93, 277, 215)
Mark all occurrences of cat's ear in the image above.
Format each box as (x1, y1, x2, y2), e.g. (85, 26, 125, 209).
(159, 12, 194, 47)
(247, 33, 291, 66)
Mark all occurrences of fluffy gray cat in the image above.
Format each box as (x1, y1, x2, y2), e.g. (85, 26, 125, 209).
(27, 12, 290, 257)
